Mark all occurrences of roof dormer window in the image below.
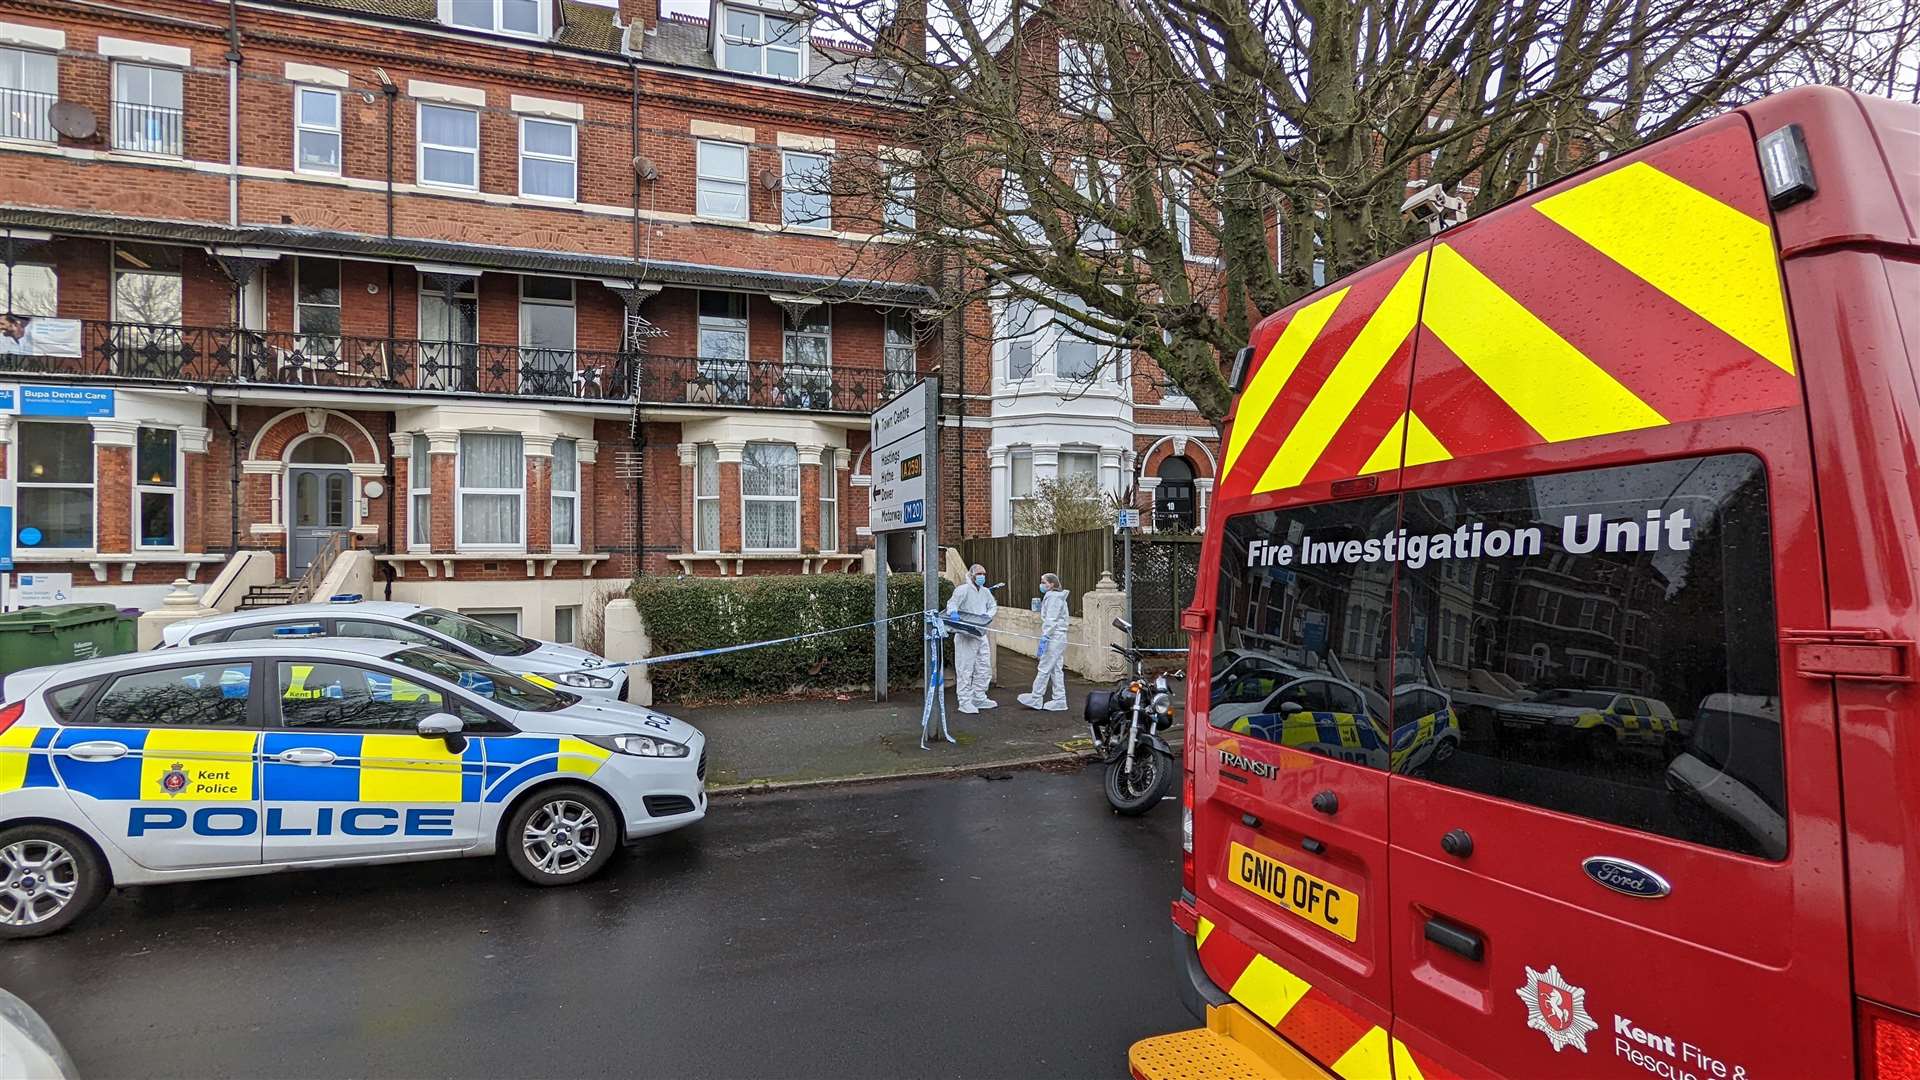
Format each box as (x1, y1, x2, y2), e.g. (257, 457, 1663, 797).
(445, 0, 546, 39)
(718, 4, 807, 80)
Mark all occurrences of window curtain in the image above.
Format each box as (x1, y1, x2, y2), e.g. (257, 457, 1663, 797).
(460, 433, 522, 545)
(551, 438, 578, 547)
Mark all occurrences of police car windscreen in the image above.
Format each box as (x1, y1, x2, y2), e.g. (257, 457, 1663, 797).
(406, 609, 539, 655)
(390, 648, 570, 711)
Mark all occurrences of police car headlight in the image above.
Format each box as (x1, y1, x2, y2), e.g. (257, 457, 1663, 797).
(556, 671, 616, 689)
(584, 733, 690, 758)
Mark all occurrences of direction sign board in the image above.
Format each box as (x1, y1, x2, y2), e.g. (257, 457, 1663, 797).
(868, 380, 934, 534)
(15, 572, 73, 607)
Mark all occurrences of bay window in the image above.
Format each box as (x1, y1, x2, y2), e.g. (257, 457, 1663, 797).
(457, 432, 523, 547)
(551, 437, 579, 549)
(694, 443, 719, 553)
(1060, 450, 1099, 485)
(16, 421, 93, 550)
(741, 441, 798, 551)
(1009, 448, 1034, 527)
(409, 433, 432, 549)
(135, 426, 179, 548)
(819, 447, 838, 552)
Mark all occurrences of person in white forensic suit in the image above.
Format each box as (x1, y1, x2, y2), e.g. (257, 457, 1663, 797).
(1019, 573, 1070, 712)
(947, 563, 998, 713)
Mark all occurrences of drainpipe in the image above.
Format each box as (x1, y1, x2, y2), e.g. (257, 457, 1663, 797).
(377, 70, 397, 238)
(628, 57, 645, 577)
(225, 0, 240, 226)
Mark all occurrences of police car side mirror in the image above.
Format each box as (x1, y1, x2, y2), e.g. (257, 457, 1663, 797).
(417, 713, 465, 739)
(1279, 700, 1304, 717)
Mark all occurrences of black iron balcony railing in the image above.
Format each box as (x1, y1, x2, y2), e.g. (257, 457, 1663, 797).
(112, 100, 183, 156)
(0, 321, 899, 413)
(0, 87, 56, 143)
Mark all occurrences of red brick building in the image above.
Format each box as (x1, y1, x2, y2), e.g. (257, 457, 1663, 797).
(0, 0, 948, 637)
(0, 0, 1222, 637)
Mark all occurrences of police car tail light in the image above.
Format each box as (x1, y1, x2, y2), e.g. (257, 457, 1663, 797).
(0, 700, 21, 736)
(1860, 998, 1920, 1080)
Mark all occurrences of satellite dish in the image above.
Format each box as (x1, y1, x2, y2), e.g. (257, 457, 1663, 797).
(631, 154, 659, 181)
(758, 168, 782, 191)
(48, 101, 97, 140)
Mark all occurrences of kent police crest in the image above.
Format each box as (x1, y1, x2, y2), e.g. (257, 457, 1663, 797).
(1516, 964, 1597, 1053)
(160, 763, 189, 796)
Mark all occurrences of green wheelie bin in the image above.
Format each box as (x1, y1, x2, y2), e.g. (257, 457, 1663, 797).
(0, 603, 134, 677)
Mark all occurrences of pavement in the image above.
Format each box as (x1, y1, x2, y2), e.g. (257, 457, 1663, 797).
(675, 646, 1115, 790)
(6, 768, 1194, 1080)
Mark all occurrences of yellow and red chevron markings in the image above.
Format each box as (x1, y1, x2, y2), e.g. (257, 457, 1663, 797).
(1222, 117, 1799, 499)
(1196, 915, 1460, 1080)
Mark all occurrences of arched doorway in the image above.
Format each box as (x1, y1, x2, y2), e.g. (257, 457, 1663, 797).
(1153, 456, 1196, 531)
(287, 435, 352, 576)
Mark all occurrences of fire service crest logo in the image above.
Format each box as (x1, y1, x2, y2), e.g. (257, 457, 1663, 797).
(160, 763, 189, 796)
(1516, 964, 1597, 1053)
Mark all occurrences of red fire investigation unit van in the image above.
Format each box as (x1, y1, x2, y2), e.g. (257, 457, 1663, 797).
(1133, 86, 1920, 1079)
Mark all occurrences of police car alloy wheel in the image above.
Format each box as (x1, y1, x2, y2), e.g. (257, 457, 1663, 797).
(505, 786, 618, 886)
(0, 823, 108, 940)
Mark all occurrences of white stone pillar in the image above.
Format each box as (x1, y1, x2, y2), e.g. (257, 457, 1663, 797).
(1195, 477, 1215, 530)
(1098, 446, 1124, 499)
(987, 446, 1009, 537)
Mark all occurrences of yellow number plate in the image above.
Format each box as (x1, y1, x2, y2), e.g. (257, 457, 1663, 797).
(1228, 841, 1359, 942)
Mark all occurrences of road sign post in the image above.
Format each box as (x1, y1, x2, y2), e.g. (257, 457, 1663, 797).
(868, 378, 943, 741)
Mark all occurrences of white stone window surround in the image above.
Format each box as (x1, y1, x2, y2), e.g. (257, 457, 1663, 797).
(98, 36, 191, 68)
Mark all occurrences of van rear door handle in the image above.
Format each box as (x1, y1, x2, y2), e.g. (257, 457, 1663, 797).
(1424, 916, 1484, 962)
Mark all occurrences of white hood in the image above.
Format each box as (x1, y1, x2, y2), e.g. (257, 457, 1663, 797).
(518, 697, 702, 748)
(517, 641, 612, 673)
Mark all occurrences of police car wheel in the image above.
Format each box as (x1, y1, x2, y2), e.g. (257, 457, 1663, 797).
(0, 823, 107, 939)
(505, 786, 618, 886)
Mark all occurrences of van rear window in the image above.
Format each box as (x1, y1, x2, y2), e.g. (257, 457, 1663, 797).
(1213, 453, 1786, 859)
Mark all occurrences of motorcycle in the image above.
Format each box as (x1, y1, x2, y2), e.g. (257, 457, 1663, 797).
(1084, 618, 1178, 815)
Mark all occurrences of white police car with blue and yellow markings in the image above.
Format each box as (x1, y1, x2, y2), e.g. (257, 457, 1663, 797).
(159, 598, 628, 700)
(0, 638, 706, 938)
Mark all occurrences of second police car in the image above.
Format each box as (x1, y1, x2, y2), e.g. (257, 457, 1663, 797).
(0, 637, 706, 938)
(159, 597, 627, 699)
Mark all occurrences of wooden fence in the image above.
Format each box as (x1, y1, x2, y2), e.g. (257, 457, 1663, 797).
(959, 527, 1113, 617)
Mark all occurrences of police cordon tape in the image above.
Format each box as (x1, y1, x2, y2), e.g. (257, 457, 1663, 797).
(531, 609, 1177, 680)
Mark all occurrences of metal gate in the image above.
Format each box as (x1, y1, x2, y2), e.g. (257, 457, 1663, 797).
(1121, 534, 1202, 651)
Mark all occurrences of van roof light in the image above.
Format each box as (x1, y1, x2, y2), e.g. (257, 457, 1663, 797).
(1757, 124, 1816, 210)
(328, 594, 362, 603)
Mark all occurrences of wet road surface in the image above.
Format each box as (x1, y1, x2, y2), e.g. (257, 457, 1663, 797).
(6, 767, 1190, 1080)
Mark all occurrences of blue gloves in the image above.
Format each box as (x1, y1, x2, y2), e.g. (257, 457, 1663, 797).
(1037, 639, 1048, 658)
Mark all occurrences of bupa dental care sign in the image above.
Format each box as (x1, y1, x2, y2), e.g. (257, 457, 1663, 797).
(1247, 510, 1696, 570)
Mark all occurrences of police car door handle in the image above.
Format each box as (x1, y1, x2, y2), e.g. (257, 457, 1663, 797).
(66, 741, 129, 762)
(274, 748, 338, 766)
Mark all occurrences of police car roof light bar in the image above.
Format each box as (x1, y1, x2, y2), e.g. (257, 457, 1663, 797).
(273, 624, 326, 637)
(328, 594, 363, 603)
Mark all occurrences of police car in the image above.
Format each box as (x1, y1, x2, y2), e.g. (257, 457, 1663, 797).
(0, 639, 706, 938)
(160, 598, 626, 700)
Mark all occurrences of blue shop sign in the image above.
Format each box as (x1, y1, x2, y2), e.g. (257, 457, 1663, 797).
(21, 386, 114, 417)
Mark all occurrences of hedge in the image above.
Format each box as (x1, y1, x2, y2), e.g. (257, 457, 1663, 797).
(629, 574, 955, 702)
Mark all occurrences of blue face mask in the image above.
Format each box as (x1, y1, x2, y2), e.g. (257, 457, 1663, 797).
(974, 574, 987, 587)
(1038, 582, 1049, 593)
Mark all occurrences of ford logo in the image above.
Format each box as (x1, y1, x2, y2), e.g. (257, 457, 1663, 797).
(1582, 856, 1671, 898)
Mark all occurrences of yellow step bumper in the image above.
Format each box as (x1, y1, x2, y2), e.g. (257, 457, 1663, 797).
(1130, 1005, 1336, 1080)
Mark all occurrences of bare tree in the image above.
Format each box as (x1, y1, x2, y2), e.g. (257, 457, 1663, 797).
(808, 0, 1919, 422)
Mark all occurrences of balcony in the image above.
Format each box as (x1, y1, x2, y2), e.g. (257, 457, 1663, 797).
(0, 321, 904, 414)
(0, 87, 55, 143)
(111, 100, 183, 156)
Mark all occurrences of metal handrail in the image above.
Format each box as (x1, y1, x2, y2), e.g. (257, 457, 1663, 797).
(112, 100, 183, 156)
(0, 321, 902, 413)
(289, 531, 344, 605)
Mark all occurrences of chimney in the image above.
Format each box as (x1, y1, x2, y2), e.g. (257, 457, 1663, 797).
(620, 0, 662, 36)
(880, 0, 925, 59)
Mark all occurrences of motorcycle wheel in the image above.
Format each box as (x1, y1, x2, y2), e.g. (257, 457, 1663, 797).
(1104, 748, 1174, 816)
